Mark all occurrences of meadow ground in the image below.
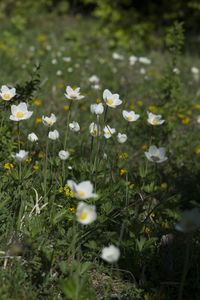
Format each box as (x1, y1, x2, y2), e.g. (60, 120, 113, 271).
(1, 13, 200, 300)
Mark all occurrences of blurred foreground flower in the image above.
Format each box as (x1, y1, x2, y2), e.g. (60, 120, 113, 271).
(12, 150, 29, 162)
(10, 102, 33, 122)
(42, 113, 57, 127)
(67, 180, 97, 200)
(147, 112, 165, 125)
(58, 150, 70, 160)
(0, 85, 16, 101)
(101, 245, 120, 263)
(103, 89, 122, 108)
(175, 208, 200, 233)
(122, 110, 140, 122)
(145, 145, 168, 163)
(76, 202, 97, 225)
(64, 86, 84, 100)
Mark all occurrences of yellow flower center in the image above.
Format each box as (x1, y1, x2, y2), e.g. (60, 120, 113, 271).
(127, 116, 133, 121)
(77, 190, 86, 198)
(107, 98, 113, 105)
(151, 118, 159, 125)
(79, 211, 88, 221)
(16, 111, 25, 119)
(3, 93, 11, 100)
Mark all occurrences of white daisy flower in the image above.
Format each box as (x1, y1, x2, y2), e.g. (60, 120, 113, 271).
(101, 245, 120, 263)
(103, 89, 122, 108)
(10, 102, 33, 122)
(147, 112, 165, 126)
(145, 145, 168, 163)
(67, 180, 97, 200)
(64, 86, 84, 100)
(0, 85, 16, 101)
(76, 202, 97, 225)
(42, 113, 57, 127)
(122, 110, 140, 122)
(103, 125, 116, 139)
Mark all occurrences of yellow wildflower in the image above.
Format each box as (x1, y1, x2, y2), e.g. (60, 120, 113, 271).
(118, 152, 129, 160)
(69, 207, 76, 213)
(120, 168, 127, 176)
(137, 100, 144, 107)
(127, 181, 135, 189)
(4, 163, 14, 170)
(148, 105, 157, 113)
(129, 104, 135, 110)
(160, 182, 168, 191)
(33, 163, 39, 170)
(96, 98, 101, 104)
(38, 152, 45, 159)
(181, 117, 190, 124)
(63, 105, 69, 111)
(35, 117, 42, 124)
(141, 144, 148, 151)
(33, 98, 42, 106)
(193, 147, 200, 154)
(193, 104, 200, 110)
(178, 114, 185, 119)
(141, 226, 151, 234)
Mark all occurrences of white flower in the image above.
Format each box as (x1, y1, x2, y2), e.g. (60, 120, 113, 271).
(145, 145, 168, 163)
(173, 68, 180, 75)
(191, 67, 199, 74)
(103, 125, 116, 139)
(175, 208, 200, 233)
(101, 245, 120, 263)
(10, 102, 33, 122)
(51, 58, 57, 64)
(117, 133, 127, 143)
(129, 55, 138, 66)
(103, 89, 122, 108)
(76, 202, 97, 225)
(138, 57, 151, 64)
(62, 56, 71, 62)
(112, 52, 124, 60)
(89, 75, 100, 84)
(67, 180, 97, 200)
(92, 84, 101, 90)
(64, 86, 84, 100)
(0, 85, 16, 101)
(69, 121, 80, 132)
(28, 133, 38, 142)
(122, 110, 140, 122)
(90, 103, 104, 115)
(89, 122, 101, 137)
(48, 129, 59, 140)
(58, 150, 70, 160)
(140, 68, 146, 75)
(56, 70, 62, 76)
(12, 150, 29, 162)
(147, 112, 165, 126)
(42, 113, 57, 127)
(197, 115, 200, 124)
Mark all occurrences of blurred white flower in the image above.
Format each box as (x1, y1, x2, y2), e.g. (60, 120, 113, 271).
(48, 129, 59, 140)
(140, 68, 146, 75)
(103, 125, 116, 139)
(92, 84, 101, 90)
(67, 67, 73, 73)
(103, 89, 122, 108)
(175, 208, 200, 233)
(112, 52, 124, 60)
(42, 113, 57, 127)
(138, 57, 151, 64)
(62, 56, 71, 62)
(51, 58, 57, 64)
(28, 133, 38, 142)
(117, 133, 127, 143)
(129, 55, 138, 66)
(56, 70, 62, 76)
(147, 112, 165, 126)
(101, 245, 120, 263)
(122, 110, 140, 122)
(58, 150, 70, 160)
(0, 85, 16, 101)
(90, 103, 104, 115)
(145, 145, 168, 163)
(12, 150, 28, 162)
(191, 67, 199, 81)
(89, 122, 101, 137)
(197, 115, 200, 124)
(65, 86, 84, 100)
(10, 102, 33, 122)
(89, 75, 100, 84)
(69, 121, 80, 132)
(67, 180, 97, 200)
(173, 67, 180, 75)
(76, 202, 97, 225)
(191, 67, 199, 74)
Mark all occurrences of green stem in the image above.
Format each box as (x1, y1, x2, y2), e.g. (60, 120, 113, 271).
(64, 100, 73, 150)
